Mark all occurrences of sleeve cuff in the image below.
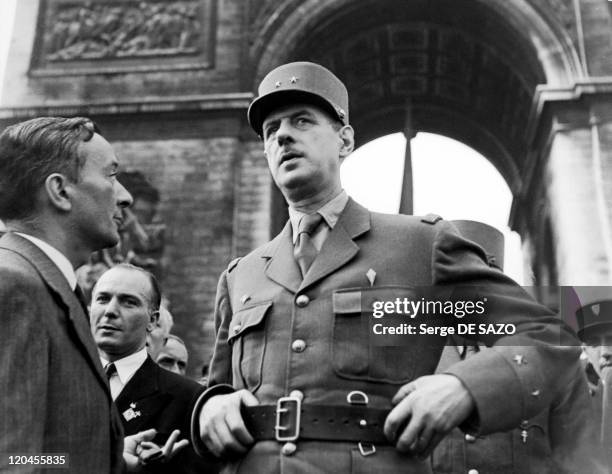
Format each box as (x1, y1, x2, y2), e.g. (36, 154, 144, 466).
(190, 384, 235, 458)
(444, 349, 523, 434)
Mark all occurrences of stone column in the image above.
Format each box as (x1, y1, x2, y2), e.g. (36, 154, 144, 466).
(516, 84, 612, 286)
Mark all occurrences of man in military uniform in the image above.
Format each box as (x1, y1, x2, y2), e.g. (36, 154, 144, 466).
(578, 299, 612, 472)
(191, 61, 583, 473)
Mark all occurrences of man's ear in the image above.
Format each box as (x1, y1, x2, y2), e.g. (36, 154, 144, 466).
(147, 310, 160, 332)
(338, 125, 355, 158)
(44, 173, 73, 212)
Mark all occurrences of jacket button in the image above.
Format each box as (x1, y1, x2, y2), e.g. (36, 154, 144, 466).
(296, 294, 310, 307)
(464, 434, 477, 443)
(281, 442, 297, 456)
(233, 324, 241, 334)
(289, 390, 304, 401)
(292, 339, 306, 353)
(468, 470, 479, 474)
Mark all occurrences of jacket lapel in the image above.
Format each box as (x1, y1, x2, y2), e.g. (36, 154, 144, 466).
(115, 358, 170, 434)
(263, 221, 302, 294)
(0, 232, 109, 395)
(300, 199, 371, 291)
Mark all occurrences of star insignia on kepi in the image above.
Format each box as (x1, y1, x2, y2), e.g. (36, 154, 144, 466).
(290, 76, 298, 84)
(275, 81, 282, 88)
(513, 354, 525, 365)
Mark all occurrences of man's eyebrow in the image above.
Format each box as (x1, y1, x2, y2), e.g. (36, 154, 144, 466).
(263, 109, 314, 128)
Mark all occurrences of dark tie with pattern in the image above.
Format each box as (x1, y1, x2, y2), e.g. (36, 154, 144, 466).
(105, 363, 117, 382)
(294, 213, 323, 277)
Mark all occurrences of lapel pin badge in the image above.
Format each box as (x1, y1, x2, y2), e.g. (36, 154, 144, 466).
(366, 269, 376, 287)
(123, 403, 141, 422)
(240, 294, 251, 305)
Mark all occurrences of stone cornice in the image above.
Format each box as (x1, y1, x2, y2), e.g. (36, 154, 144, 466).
(0, 93, 254, 120)
(511, 78, 612, 233)
(526, 78, 612, 144)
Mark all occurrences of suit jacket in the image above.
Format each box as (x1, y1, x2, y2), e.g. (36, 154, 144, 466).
(116, 356, 210, 474)
(199, 198, 582, 473)
(0, 232, 124, 473)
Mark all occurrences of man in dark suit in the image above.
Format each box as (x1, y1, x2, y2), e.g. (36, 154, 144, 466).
(191, 62, 584, 473)
(0, 117, 135, 473)
(91, 264, 208, 473)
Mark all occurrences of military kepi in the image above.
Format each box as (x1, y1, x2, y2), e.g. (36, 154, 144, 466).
(576, 299, 612, 340)
(248, 61, 349, 136)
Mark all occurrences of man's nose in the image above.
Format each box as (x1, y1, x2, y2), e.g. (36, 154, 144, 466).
(276, 120, 294, 146)
(103, 297, 121, 317)
(116, 180, 133, 209)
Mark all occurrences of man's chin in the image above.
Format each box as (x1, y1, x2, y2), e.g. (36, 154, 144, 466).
(98, 231, 120, 250)
(276, 172, 314, 195)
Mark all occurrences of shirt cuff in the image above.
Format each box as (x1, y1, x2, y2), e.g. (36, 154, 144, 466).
(190, 384, 235, 458)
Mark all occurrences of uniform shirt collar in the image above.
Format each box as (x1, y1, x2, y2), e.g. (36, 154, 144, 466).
(289, 190, 349, 244)
(16, 232, 77, 290)
(101, 347, 148, 386)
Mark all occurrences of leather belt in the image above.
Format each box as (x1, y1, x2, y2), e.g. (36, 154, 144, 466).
(242, 401, 391, 444)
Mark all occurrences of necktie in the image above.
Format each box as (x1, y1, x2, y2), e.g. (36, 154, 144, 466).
(294, 213, 323, 277)
(105, 363, 117, 382)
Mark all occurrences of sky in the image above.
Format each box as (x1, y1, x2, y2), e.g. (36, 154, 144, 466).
(0, 0, 525, 283)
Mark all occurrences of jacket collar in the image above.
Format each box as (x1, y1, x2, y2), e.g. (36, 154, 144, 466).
(262, 198, 371, 293)
(115, 356, 160, 407)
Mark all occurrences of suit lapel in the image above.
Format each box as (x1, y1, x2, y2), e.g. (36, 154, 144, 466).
(0, 233, 109, 394)
(115, 358, 170, 434)
(300, 199, 371, 291)
(263, 221, 302, 294)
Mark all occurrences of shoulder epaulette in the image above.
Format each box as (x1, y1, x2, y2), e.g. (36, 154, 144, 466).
(227, 257, 241, 272)
(421, 213, 443, 225)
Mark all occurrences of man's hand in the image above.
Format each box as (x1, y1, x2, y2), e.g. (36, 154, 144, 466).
(124, 428, 189, 472)
(384, 374, 475, 457)
(199, 389, 259, 457)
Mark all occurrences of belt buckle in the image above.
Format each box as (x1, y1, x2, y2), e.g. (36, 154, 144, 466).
(275, 395, 301, 442)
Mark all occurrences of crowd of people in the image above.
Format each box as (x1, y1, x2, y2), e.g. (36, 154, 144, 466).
(0, 61, 611, 473)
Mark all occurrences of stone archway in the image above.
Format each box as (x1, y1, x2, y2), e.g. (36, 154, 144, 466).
(247, 0, 612, 286)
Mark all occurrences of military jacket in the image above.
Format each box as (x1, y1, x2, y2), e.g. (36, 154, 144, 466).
(432, 344, 603, 474)
(200, 199, 581, 474)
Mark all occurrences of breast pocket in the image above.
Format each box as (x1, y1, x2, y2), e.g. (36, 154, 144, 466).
(228, 301, 272, 391)
(332, 287, 439, 384)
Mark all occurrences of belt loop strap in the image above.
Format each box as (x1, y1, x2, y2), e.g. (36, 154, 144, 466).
(358, 441, 377, 457)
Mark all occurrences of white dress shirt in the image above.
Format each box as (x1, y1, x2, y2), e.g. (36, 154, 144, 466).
(100, 347, 148, 400)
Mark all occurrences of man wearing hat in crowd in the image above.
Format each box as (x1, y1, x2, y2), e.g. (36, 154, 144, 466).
(578, 299, 612, 471)
(191, 61, 583, 473)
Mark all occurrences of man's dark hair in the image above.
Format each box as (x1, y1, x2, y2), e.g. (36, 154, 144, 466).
(0, 116, 100, 220)
(111, 263, 162, 312)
